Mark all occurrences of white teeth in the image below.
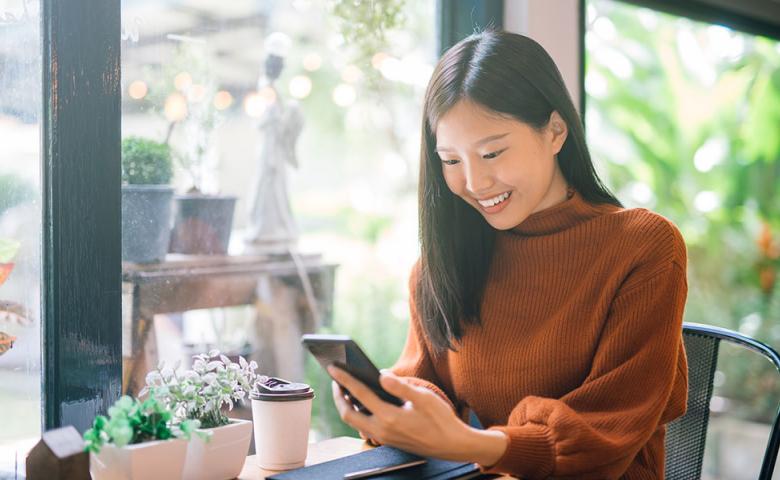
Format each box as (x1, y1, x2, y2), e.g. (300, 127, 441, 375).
(478, 192, 510, 208)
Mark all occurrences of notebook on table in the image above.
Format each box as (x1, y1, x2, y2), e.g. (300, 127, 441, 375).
(266, 445, 493, 479)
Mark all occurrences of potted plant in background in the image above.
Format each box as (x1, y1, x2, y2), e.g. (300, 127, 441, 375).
(141, 350, 258, 480)
(83, 393, 199, 480)
(121, 136, 175, 263)
(164, 44, 237, 255)
(0, 238, 26, 356)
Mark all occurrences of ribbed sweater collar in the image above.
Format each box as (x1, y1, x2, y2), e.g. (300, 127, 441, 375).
(509, 188, 618, 236)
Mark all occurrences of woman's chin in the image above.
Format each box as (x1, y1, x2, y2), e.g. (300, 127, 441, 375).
(483, 215, 521, 231)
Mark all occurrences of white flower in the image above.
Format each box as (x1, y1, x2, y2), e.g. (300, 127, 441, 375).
(202, 372, 218, 385)
(183, 370, 200, 381)
(208, 349, 220, 358)
(239, 356, 248, 369)
(206, 361, 223, 372)
(160, 367, 174, 382)
(194, 353, 209, 362)
(192, 359, 206, 373)
(220, 354, 231, 366)
(145, 371, 163, 386)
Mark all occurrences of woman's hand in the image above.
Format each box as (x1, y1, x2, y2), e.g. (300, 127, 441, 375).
(328, 366, 508, 465)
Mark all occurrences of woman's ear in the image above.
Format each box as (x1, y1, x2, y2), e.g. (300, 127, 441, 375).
(548, 110, 568, 155)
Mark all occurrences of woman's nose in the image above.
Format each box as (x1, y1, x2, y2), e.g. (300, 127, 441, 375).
(464, 160, 493, 195)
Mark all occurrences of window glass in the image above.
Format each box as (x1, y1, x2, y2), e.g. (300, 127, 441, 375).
(120, 0, 435, 438)
(0, 0, 43, 474)
(586, 1, 780, 476)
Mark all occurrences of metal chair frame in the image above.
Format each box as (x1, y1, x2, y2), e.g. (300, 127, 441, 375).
(666, 322, 780, 479)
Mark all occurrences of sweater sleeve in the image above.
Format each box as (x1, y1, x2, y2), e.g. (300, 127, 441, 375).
(391, 262, 458, 412)
(482, 259, 689, 479)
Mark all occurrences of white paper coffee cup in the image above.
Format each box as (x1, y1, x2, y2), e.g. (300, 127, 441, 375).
(250, 377, 315, 470)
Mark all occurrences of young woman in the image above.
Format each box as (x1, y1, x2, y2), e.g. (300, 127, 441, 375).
(328, 30, 688, 479)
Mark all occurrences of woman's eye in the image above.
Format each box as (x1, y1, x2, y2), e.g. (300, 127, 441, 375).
(482, 148, 506, 160)
(441, 159, 460, 166)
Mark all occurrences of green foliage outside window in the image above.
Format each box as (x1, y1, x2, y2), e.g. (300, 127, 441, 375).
(587, 0, 780, 422)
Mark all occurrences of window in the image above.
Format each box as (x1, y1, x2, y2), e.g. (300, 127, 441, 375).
(0, 0, 43, 474)
(585, 1, 780, 476)
(120, 0, 435, 439)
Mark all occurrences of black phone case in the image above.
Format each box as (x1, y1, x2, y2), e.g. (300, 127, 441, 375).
(302, 334, 404, 413)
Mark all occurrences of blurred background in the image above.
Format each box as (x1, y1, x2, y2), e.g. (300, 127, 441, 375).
(1, 0, 780, 478)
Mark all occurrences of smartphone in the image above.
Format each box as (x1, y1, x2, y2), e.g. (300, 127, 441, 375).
(301, 334, 404, 414)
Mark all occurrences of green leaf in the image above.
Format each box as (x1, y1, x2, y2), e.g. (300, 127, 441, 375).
(0, 239, 20, 264)
(121, 137, 173, 185)
(93, 415, 108, 430)
(113, 425, 133, 447)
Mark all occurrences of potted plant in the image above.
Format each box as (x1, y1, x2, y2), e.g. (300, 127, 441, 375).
(121, 137, 175, 263)
(0, 238, 29, 357)
(141, 350, 258, 480)
(165, 44, 237, 255)
(83, 393, 200, 480)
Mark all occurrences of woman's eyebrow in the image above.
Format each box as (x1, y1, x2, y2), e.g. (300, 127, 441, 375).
(435, 132, 510, 153)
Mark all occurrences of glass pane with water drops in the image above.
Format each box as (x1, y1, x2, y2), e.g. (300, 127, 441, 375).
(0, 0, 43, 477)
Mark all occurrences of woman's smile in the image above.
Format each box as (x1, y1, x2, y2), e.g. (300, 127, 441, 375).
(475, 191, 512, 214)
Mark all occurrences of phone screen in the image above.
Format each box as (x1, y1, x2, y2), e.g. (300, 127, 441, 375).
(302, 334, 404, 412)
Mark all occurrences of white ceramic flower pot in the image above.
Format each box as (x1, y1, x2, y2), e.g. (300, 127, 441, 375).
(90, 437, 187, 480)
(182, 418, 253, 480)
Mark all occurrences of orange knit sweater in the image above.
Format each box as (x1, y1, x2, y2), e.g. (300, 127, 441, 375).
(392, 189, 688, 479)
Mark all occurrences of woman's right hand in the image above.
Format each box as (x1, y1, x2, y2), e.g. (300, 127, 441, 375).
(331, 381, 381, 446)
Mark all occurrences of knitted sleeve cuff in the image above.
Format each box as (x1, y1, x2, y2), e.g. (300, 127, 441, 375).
(400, 376, 457, 412)
(479, 424, 555, 479)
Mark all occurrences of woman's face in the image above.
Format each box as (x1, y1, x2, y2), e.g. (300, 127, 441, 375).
(435, 100, 570, 230)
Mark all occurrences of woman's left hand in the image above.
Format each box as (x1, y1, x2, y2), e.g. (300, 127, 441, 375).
(328, 365, 473, 461)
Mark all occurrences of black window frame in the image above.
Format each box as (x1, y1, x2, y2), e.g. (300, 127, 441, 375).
(42, 0, 122, 432)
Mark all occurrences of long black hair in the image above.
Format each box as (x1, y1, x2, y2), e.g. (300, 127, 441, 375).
(417, 30, 622, 354)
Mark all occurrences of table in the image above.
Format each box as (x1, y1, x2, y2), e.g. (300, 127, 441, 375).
(237, 436, 512, 479)
(238, 437, 371, 479)
(122, 253, 337, 396)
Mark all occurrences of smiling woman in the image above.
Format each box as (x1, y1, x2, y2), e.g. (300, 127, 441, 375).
(330, 30, 689, 479)
(434, 101, 570, 229)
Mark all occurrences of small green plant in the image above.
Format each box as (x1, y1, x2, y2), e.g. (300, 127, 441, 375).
(141, 350, 258, 429)
(83, 394, 200, 454)
(121, 137, 174, 185)
(0, 173, 35, 216)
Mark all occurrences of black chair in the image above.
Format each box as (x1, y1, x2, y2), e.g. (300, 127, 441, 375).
(665, 322, 780, 479)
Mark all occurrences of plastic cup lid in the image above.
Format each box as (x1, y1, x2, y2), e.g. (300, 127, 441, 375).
(250, 375, 314, 402)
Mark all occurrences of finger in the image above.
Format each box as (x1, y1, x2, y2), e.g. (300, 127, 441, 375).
(331, 381, 374, 433)
(358, 430, 381, 447)
(379, 372, 427, 403)
(328, 365, 394, 415)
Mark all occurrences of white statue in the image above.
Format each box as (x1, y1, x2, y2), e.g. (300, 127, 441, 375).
(245, 33, 304, 254)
